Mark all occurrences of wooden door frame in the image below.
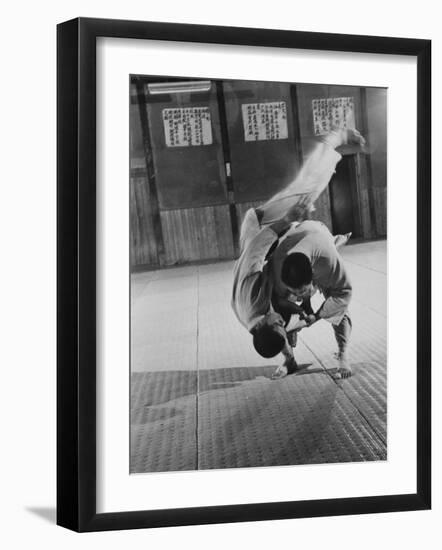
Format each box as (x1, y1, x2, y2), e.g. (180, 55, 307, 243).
(216, 81, 240, 257)
(351, 153, 364, 238)
(329, 153, 364, 238)
(289, 84, 305, 167)
(359, 87, 377, 238)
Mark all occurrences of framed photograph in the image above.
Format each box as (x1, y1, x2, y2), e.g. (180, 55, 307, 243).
(57, 18, 431, 532)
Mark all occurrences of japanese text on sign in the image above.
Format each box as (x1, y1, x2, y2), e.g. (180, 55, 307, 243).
(162, 107, 213, 147)
(242, 102, 288, 142)
(312, 97, 355, 135)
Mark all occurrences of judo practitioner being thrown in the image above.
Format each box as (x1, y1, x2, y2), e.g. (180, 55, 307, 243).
(231, 127, 366, 380)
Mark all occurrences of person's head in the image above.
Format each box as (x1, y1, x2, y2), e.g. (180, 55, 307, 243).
(281, 252, 314, 299)
(252, 312, 286, 358)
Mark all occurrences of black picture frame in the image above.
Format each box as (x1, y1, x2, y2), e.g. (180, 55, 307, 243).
(57, 17, 431, 532)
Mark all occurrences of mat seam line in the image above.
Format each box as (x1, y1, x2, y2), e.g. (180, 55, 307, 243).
(337, 380, 387, 448)
(299, 336, 387, 450)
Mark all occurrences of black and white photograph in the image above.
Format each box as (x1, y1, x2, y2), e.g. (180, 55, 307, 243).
(129, 76, 388, 473)
(0, 0, 437, 542)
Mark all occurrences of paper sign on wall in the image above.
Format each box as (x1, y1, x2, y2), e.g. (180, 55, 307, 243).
(162, 107, 213, 147)
(242, 102, 288, 142)
(312, 97, 355, 135)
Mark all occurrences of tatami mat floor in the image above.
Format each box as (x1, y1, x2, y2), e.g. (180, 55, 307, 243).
(130, 240, 387, 473)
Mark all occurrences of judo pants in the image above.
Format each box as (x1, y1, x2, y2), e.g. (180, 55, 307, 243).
(332, 314, 352, 355)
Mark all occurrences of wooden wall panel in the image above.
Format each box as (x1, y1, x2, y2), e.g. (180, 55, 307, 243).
(373, 187, 387, 237)
(366, 88, 387, 192)
(129, 82, 387, 270)
(213, 206, 235, 259)
(360, 188, 372, 240)
(366, 88, 387, 239)
(358, 155, 376, 240)
(130, 175, 158, 267)
(160, 205, 234, 266)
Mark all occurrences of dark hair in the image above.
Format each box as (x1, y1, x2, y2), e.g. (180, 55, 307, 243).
(253, 324, 285, 358)
(281, 253, 313, 288)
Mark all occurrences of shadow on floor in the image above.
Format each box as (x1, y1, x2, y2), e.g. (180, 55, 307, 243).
(131, 363, 387, 472)
(196, 373, 369, 469)
(131, 363, 341, 426)
(131, 361, 386, 426)
(131, 367, 273, 425)
(131, 364, 322, 421)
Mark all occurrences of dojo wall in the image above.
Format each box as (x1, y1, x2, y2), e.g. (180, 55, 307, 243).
(130, 80, 387, 269)
(366, 88, 388, 237)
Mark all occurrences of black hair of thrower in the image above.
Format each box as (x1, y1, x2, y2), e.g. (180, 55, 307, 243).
(281, 252, 313, 289)
(252, 324, 286, 358)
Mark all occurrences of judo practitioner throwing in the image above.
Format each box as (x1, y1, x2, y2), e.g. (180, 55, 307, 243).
(231, 127, 366, 380)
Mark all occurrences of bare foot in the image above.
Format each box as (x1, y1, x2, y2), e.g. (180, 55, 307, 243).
(324, 128, 365, 149)
(271, 357, 299, 380)
(271, 364, 288, 380)
(334, 232, 352, 249)
(335, 354, 352, 379)
(345, 128, 366, 147)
